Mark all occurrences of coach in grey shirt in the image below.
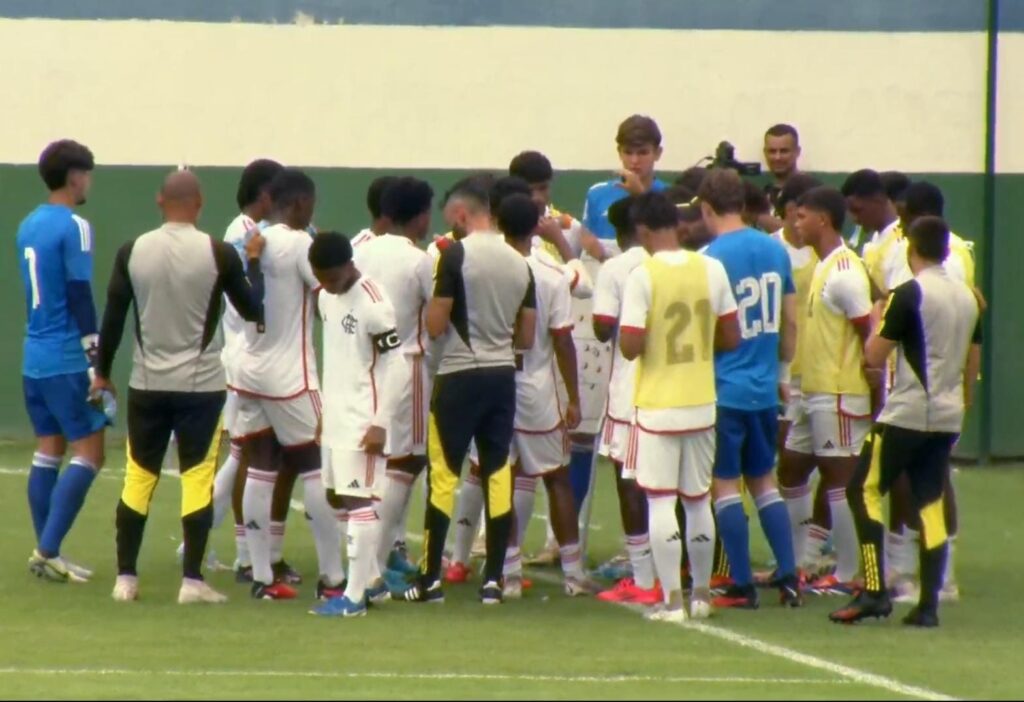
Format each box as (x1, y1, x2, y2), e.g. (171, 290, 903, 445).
(94, 170, 265, 604)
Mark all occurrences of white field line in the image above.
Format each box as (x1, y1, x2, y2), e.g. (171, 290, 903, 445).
(524, 570, 956, 702)
(0, 666, 851, 686)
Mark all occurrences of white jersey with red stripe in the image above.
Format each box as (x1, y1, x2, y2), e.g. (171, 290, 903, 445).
(221, 213, 257, 385)
(591, 245, 648, 423)
(351, 228, 376, 248)
(319, 276, 399, 451)
(353, 233, 433, 356)
(515, 254, 574, 432)
(232, 223, 319, 399)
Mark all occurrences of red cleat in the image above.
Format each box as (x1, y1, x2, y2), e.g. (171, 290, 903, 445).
(252, 582, 298, 600)
(445, 562, 472, 585)
(522, 578, 533, 590)
(710, 574, 735, 594)
(597, 578, 663, 605)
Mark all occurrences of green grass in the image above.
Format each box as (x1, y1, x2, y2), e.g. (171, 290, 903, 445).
(0, 438, 1022, 700)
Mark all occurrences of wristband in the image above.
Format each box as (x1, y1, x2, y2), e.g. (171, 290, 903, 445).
(779, 361, 792, 385)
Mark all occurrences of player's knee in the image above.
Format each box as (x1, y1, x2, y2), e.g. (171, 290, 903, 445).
(712, 477, 741, 500)
(283, 442, 320, 473)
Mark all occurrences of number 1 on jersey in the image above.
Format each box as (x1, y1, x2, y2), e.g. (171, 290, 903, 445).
(24, 247, 41, 309)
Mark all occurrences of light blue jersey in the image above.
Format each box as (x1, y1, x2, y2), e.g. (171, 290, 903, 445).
(582, 178, 667, 241)
(704, 227, 794, 410)
(16, 204, 93, 379)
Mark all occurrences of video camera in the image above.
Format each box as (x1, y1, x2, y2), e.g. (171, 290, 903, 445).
(711, 141, 761, 176)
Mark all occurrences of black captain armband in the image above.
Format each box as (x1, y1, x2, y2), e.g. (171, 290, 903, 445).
(373, 329, 401, 353)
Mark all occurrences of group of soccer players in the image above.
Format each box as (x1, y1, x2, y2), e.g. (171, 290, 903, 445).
(16, 113, 981, 628)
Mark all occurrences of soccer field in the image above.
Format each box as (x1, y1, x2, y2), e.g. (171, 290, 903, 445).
(0, 439, 1022, 701)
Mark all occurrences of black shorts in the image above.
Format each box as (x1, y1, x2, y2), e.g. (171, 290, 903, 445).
(127, 389, 226, 473)
(431, 367, 516, 475)
(864, 423, 957, 503)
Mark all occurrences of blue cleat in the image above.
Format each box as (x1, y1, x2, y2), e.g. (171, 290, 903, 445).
(384, 569, 413, 596)
(366, 579, 390, 606)
(310, 595, 367, 618)
(386, 546, 419, 576)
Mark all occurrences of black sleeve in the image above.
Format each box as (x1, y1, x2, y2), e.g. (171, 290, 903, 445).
(96, 242, 135, 379)
(520, 264, 537, 311)
(213, 240, 264, 324)
(433, 242, 464, 298)
(879, 280, 919, 343)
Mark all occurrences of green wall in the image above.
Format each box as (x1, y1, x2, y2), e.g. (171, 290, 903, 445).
(1, 165, 1019, 457)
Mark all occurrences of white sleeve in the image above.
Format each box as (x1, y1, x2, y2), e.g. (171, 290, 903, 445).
(415, 254, 434, 304)
(563, 258, 593, 299)
(619, 267, 652, 332)
(823, 266, 872, 320)
(548, 275, 574, 332)
(365, 294, 403, 428)
(705, 257, 739, 317)
(564, 219, 584, 259)
(296, 234, 320, 291)
(591, 260, 620, 321)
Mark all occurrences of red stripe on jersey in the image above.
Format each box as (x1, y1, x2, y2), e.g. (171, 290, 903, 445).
(718, 311, 739, 322)
(593, 314, 618, 325)
(369, 347, 379, 414)
(620, 326, 646, 335)
(550, 325, 574, 336)
(361, 281, 381, 303)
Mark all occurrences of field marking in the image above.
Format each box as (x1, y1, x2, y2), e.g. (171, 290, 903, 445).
(0, 666, 850, 686)
(525, 570, 955, 702)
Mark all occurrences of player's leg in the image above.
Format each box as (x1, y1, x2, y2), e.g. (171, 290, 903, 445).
(886, 472, 918, 597)
(474, 370, 518, 603)
(779, 401, 817, 572)
(235, 395, 283, 596)
(269, 461, 300, 583)
(679, 429, 716, 619)
(808, 478, 833, 576)
(711, 408, 756, 607)
(941, 467, 959, 601)
(614, 421, 655, 593)
(501, 454, 530, 598)
(231, 441, 251, 580)
(447, 452, 483, 583)
(30, 372, 107, 579)
(171, 390, 229, 604)
(212, 390, 240, 531)
(22, 376, 66, 546)
(114, 389, 173, 600)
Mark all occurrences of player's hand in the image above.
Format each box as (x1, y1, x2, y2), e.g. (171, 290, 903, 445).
(536, 216, 564, 243)
(778, 382, 791, 406)
(244, 230, 266, 260)
(564, 401, 582, 430)
(616, 170, 646, 195)
(360, 425, 386, 456)
(88, 374, 115, 404)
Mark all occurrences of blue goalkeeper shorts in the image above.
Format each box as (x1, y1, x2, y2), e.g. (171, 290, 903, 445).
(714, 407, 778, 480)
(23, 372, 107, 442)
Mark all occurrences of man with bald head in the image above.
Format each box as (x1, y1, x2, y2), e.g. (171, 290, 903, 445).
(94, 168, 267, 604)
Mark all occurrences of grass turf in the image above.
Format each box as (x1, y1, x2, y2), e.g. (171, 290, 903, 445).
(0, 439, 1022, 700)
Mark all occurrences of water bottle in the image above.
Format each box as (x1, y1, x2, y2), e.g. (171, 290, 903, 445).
(99, 390, 117, 423)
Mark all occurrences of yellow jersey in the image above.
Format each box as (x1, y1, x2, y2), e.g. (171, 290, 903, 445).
(773, 229, 817, 379)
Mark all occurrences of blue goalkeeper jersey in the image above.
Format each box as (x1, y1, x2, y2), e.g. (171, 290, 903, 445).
(16, 204, 94, 379)
(704, 227, 795, 411)
(582, 177, 668, 241)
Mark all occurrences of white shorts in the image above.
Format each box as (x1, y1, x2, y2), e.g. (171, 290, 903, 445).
(626, 424, 715, 498)
(512, 426, 570, 477)
(233, 391, 321, 447)
(780, 380, 803, 424)
(321, 444, 385, 498)
(599, 417, 631, 465)
(570, 288, 611, 435)
(785, 394, 870, 458)
(390, 355, 431, 459)
(223, 390, 240, 438)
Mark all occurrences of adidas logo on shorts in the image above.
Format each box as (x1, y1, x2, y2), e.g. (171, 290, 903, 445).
(245, 520, 260, 530)
(690, 534, 711, 544)
(347, 480, 360, 489)
(823, 440, 836, 450)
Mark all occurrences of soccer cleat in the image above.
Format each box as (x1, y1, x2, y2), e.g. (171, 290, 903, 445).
(28, 550, 69, 583)
(251, 581, 298, 600)
(690, 598, 713, 620)
(524, 543, 560, 567)
(316, 579, 347, 601)
(712, 584, 760, 610)
(112, 575, 139, 602)
(178, 578, 228, 604)
(63, 558, 94, 582)
(272, 560, 303, 585)
(503, 574, 524, 600)
(234, 563, 254, 584)
(593, 553, 633, 581)
(939, 581, 960, 604)
(709, 574, 735, 596)
(387, 544, 419, 576)
(445, 561, 473, 585)
(808, 574, 857, 596)
(597, 578, 653, 604)
(902, 605, 939, 628)
(480, 580, 504, 605)
(829, 591, 893, 624)
(564, 575, 603, 597)
(396, 578, 445, 604)
(645, 606, 688, 623)
(310, 595, 367, 618)
(778, 575, 805, 608)
(383, 569, 413, 597)
(366, 579, 390, 605)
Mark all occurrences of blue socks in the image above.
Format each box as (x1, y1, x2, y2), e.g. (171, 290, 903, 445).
(568, 445, 595, 513)
(38, 458, 97, 558)
(28, 453, 61, 539)
(714, 495, 752, 587)
(756, 489, 796, 579)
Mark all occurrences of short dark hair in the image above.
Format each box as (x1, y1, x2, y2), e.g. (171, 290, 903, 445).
(616, 115, 662, 148)
(630, 192, 679, 231)
(497, 193, 540, 240)
(38, 139, 94, 191)
(798, 186, 847, 230)
(743, 181, 771, 216)
(674, 167, 707, 193)
(380, 177, 434, 226)
(765, 124, 799, 143)
(908, 216, 950, 263)
(697, 168, 745, 215)
(880, 171, 911, 203)
(489, 176, 532, 216)
(664, 185, 696, 205)
(841, 169, 885, 199)
(269, 168, 316, 208)
(904, 181, 945, 219)
(607, 196, 635, 238)
(236, 158, 284, 210)
(367, 176, 400, 219)
(509, 151, 553, 185)
(443, 173, 493, 210)
(308, 231, 352, 269)
(776, 173, 823, 214)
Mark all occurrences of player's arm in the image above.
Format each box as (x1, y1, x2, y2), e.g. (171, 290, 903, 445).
(778, 255, 798, 364)
(708, 259, 741, 352)
(95, 242, 136, 386)
(549, 278, 581, 429)
(618, 268, 650, 361)
(427, 243, 461, 339)
(363, 300, 403, 455)
(62, 218, 101, 372)
(514, 267, 537, 351)
(964, 315, 982, 409)
(591, 264, 619, 343)
(214, 236, 266, 324)
(580, 190, 609, 262)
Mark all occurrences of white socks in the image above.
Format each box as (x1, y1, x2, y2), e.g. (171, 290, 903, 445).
(233, 524, 250, 567)
(451, 474, 484, 565)
(682, 495, 716, 594)
(513, 476, 538, 550)
(781, 482, 813, 568)
(211, 444, 240, 529)
(828, 487, 859, 583)
(243, 469, 275, 585)
(344, 506, 381, 604)
(302, 472, 344, 586)
(376, 469, 416, 570)
(804, 524, 830, 570)
(270, 521, 285, 565)
(559, 543, 585, 580)
(625, 533, 655, 589)
(648, 496, 682, 602)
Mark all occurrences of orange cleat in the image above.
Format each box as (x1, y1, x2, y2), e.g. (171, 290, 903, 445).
(445, 562, 472, 585)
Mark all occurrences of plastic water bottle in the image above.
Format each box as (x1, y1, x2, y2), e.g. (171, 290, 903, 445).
(99, 390, 117, 423)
